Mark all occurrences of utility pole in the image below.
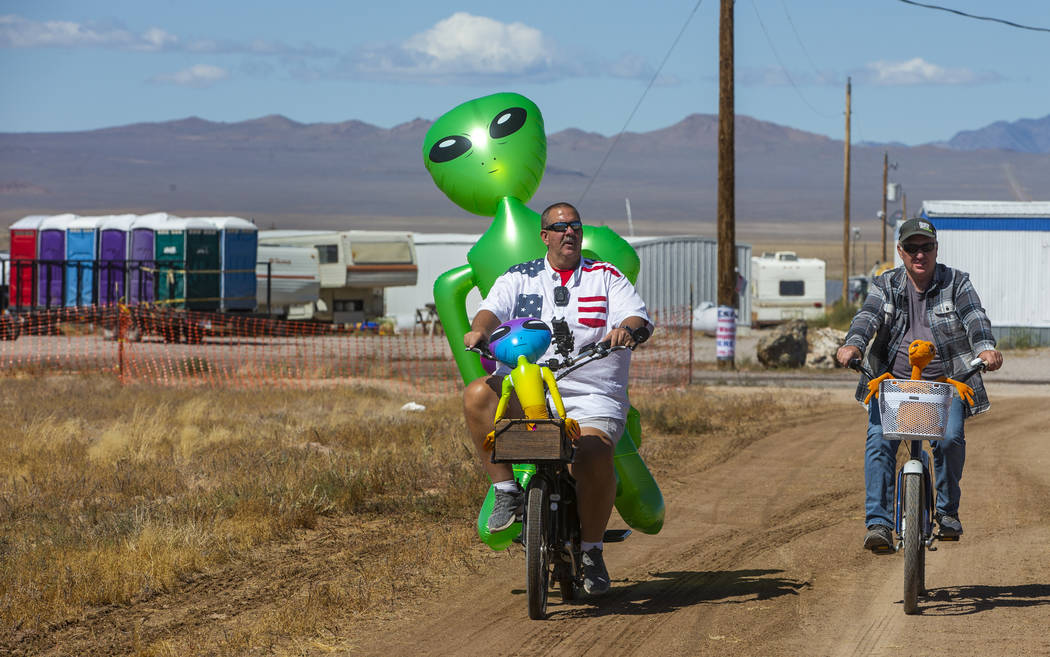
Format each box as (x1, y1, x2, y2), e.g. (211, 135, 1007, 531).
(881, 152, 888, 262)
(716, 0, 736, 370)
(841, 77, 851, 305)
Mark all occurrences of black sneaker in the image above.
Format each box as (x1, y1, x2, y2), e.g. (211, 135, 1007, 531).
(487, 487, 524, 532)
(936, 514, 963, 538)
(863, 524, 893, 553)
(581, 547, 610, 595)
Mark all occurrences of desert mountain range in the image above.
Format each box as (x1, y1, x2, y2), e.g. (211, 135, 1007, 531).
(2, 113, 1048, 239)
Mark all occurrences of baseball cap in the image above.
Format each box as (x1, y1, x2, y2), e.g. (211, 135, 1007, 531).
(898, 218, 937, 242)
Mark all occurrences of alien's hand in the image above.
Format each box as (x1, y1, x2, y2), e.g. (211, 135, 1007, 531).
(943, 377, 975, 406)
(864, 373, 893, 404)
(564, 418, 581, 442)
(483, 430, 496, 451)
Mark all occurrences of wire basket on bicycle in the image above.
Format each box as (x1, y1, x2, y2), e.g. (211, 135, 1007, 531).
(878, 379, 955, 441)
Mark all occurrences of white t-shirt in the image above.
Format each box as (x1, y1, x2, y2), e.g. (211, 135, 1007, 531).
(477, 255, 653, 421)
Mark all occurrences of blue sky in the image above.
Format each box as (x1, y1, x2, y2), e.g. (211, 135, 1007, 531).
(1, 1, 1047, 144)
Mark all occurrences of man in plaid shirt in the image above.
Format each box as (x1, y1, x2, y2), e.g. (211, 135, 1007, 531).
(836, 218, 1003, 552)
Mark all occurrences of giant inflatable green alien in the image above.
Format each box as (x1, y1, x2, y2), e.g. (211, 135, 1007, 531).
(423, 92, 664, 548)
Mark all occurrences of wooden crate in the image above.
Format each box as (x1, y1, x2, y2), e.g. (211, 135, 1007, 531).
(491, 418, 573, 464)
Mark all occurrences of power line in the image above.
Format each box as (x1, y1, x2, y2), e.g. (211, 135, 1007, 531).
(780, 0, 824, 81)
(577, 0, 705, 207)
(896, 0, 1050, 33)
(749, 0, 836, 119)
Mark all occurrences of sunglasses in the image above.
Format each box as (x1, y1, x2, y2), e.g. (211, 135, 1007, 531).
(901, 241, 937, 255)
(542, 220, 582, 233)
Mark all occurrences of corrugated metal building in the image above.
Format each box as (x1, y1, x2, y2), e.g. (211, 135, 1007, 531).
(895, 201, 1050, 346)
(384, 233, 752, 331)
(627, 236, 752, 328)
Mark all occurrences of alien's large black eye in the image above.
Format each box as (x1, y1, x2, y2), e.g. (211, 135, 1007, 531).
(490, 325, 510, 342)
(489, 107, 527, 139)
(429, 136, 472, 163)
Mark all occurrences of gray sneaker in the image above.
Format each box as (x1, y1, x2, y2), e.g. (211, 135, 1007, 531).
(863, 524, 893, 553)
(936, 514, 963, 537)
(581, 547, 610, 595)
(487, 487, 524, 532)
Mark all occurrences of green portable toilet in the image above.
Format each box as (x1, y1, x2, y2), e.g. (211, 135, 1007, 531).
(152, 215, 219, 310)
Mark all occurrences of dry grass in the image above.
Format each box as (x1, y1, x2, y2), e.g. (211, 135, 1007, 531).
(0, 375, 817, 655)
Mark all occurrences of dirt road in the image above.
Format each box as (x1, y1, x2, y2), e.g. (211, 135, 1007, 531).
(352, 387, 1050, 657)
(21, 384, 1050, 656)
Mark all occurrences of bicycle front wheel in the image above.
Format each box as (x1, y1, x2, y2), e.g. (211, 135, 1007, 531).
(902, 472, 924, 614)
(526, 478, 550, 620)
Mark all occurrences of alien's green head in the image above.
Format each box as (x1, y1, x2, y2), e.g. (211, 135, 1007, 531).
(423, 92, 546, 216)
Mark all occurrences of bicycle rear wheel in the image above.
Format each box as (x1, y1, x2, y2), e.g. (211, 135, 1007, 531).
(526, 478, 550, 620)
(902, 472, 923, 614)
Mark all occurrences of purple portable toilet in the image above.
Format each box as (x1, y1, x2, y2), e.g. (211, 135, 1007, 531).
(96, 214, 138, 305)
(37, 214, 75, 308)
(128, 213, 174, 305)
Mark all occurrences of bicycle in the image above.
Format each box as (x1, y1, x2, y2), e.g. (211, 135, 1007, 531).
(468, 319, 639, 619)
(850, 354, 986, 614)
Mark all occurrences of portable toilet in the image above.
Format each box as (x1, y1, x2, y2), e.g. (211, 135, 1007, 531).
(37, 214, 75, 308)
(202, 216, 258, 312)
(155, 216, 219, 311)
(127, 213, 168, 305)
(96, 214, 139, 306)
(65, 215, 102, 306)
(8, 215, 49, 309)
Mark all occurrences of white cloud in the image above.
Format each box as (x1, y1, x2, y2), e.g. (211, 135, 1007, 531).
(151, 64, 229, 88)
(404, 13, 553, 74)
(860, 58, 1000, 85)
(0, 14, 330, 56)
(0, 14, 176, 50)
(350, 12, 557, 80)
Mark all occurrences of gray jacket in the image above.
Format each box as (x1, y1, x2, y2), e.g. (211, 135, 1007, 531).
(844, 264, 996, 416)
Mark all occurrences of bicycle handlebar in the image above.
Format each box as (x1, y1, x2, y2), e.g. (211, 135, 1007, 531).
(464, 339, 633, 380)
(847, 355, 988, 383)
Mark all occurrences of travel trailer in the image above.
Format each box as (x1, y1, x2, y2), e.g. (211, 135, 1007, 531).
(750, 251, 826, 324)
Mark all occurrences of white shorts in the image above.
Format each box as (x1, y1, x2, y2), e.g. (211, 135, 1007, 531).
(577, 416, 626, 441)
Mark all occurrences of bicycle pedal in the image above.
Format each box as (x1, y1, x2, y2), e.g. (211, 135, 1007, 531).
(602, 528, 632, 543)
(937, 534, 960, 542)
(869, 544, 894, 555)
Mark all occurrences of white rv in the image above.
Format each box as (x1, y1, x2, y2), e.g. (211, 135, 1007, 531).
(256, 245, 321, 320)
(258, 230, 417, 324)
(750, 251, 826, 324)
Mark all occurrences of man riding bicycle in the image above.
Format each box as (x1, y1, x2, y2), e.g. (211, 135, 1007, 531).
(836, 217, 1003, 552)
(463, 202, 653, 595)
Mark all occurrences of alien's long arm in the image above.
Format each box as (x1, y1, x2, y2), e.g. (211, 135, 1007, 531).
(493, 376, 514, 422)
(483, 376, 515, 451)
(939, 376, 976, 406)
(541, 366, 580, 441)
(865, 372, 894, 404)
(433, 264, 487, 384)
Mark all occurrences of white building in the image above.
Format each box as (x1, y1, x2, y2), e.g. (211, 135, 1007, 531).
(898, 201, 1050, 346)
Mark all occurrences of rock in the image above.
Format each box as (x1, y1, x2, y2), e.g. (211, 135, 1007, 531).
(807, 327, 847, 368)
(757, 319, 808, 368)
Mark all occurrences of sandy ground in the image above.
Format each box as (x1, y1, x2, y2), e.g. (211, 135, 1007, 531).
(345, 390, 1050, 657)
(10, 339, 1048, 657)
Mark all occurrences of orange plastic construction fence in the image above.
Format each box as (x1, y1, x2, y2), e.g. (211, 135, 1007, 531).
(0, 306, 697, 392)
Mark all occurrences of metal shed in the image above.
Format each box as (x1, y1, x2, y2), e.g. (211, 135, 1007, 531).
(627, 235, 753, 328)
(903, 200, 1050, 345)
